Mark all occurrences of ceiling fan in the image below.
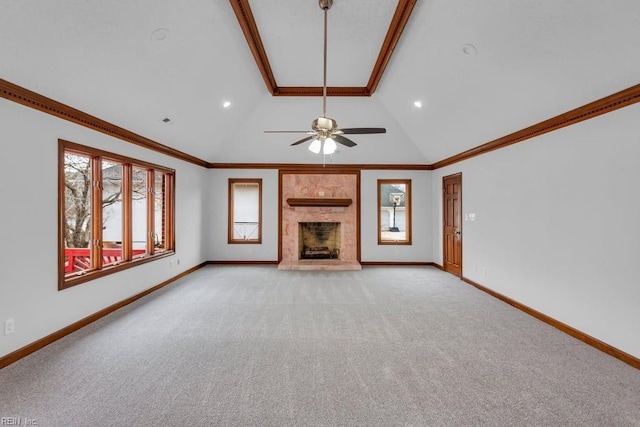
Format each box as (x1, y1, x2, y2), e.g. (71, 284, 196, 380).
(264, 0, 386, 155)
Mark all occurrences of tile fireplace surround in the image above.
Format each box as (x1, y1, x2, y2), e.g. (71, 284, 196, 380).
(279, 173, 361, 271)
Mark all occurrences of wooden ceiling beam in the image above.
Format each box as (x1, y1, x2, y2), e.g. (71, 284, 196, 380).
(229, 0, 417, 97)
(367, 0, 417, 94)
(229, 0, 278, 95)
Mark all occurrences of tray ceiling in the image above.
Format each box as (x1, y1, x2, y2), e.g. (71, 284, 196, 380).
(231, 0, 416, 96)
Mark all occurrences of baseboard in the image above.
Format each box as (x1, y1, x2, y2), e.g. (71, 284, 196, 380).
(461, 276, 640, 370)
(206, 260, 279, 265)
(209, 260, 441, 268)
(208, 261, 438, 268)
(360, 261, 435, 267)
(0, 262, 208, 370)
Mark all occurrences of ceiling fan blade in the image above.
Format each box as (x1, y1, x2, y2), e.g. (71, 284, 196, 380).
(338, 128, 386, 134)
(333, 134, 357, 147)
(264, 131, 313, 134)
(290, 136, 315, 146)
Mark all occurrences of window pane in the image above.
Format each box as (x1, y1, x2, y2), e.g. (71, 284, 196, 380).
(64, 152, 93, 275)
(379, 181, 410, 243)
(229, 180, 261, 243)
(154, 171, 167, 252)
(132, 166, 148, 258)
(101, 160, 123, 266)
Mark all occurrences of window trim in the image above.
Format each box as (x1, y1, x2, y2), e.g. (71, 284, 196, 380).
(377, 179, 412, 245)
(59, 140, 175, 290)
(228, 178, 262, 244)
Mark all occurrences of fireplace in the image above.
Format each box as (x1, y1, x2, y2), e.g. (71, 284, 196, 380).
(299, 222, 340, 259)
(279, 172, 361, 270)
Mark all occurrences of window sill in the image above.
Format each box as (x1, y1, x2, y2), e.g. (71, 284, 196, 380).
(228, 239, 262, 244)
(60, 251, 175, 290)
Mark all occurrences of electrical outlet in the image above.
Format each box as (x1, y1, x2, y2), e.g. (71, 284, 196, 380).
(5, 318, 15, 335)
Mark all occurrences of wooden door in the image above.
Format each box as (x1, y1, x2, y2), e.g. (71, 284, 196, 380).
(443, 173, 462, 277)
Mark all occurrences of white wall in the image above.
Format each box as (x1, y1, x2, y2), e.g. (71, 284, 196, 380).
(207, 169, 279, 261)
(361, 170, 433, 262)
(206, 169, 434, 263)
(0, 99, 209, 358)
(431, 103, 640, 359)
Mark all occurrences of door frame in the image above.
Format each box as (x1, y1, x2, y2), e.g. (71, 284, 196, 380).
(442, 172, 462, 277)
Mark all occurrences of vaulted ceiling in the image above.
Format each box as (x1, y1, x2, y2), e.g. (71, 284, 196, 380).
(2, 0, 639, 165)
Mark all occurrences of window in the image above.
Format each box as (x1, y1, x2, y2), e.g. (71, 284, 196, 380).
(60, 140, 175, 289)
(228, 179, 262, 244)
(132, 166, 149, 258)
(378, 179, 411, 245)
(102, 159, 124, 266)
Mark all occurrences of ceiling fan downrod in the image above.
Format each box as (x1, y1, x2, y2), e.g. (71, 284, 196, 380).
(319, 0, 332, 118)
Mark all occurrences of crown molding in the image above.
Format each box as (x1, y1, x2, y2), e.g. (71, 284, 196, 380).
(0, 78, 209, 168)
(4, 75, 640, 173)
(274, 87, 370, 97)
(208, 163, 432, 170)
(431, 83, 640, 169)
(229, 0, 417, 97)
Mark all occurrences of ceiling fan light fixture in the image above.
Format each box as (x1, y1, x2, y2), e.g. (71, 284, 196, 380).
(308, 138, 322, 154)
(323, 138, 337, 154)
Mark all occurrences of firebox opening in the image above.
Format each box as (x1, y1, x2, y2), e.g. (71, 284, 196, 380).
(299, 222, 341, 260)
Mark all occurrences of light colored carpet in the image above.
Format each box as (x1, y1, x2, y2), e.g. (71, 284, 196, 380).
(1, 266, 639, 426)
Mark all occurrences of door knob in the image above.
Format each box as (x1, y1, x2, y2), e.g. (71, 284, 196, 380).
(455, 231, 461, 235)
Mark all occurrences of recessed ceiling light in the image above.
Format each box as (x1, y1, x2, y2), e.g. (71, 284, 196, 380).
(223, 101, 231, 109)
(151, 28, 170, 42)
(462, 43, 477, 56)
(414, 101, 422, 108)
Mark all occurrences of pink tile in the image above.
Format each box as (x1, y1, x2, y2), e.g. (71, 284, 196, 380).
(281, 173, 360, 269)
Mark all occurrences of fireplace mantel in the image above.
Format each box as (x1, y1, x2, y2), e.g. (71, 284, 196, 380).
(287, 198, 352, 207)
